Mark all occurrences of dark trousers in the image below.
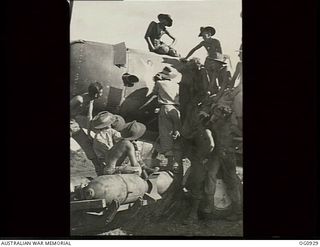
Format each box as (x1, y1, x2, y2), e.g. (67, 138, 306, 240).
(205, 151, 241, 205)
(187, 145, 241, 206)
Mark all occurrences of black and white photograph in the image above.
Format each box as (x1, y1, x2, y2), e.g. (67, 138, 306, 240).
(69, 0, 243, 236)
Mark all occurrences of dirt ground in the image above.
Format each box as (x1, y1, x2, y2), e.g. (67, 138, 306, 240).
(70, 149, 243, 237)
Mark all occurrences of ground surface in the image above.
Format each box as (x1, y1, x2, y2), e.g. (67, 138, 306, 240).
(70, 149, 243, 237)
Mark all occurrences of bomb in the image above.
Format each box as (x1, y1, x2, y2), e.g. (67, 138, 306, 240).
(83, 171, 174, 205)
(70, 176, 91, 192)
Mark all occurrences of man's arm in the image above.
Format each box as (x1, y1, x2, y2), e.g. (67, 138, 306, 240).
(139, 81, 159, 110)
(138, 94, 157, 110)
(214, 39, 223, 54)
(181, 42, 203, 60)
(144, 22, 157, 51)
(87, 100, 94, 120)
(112, 129, 122, 143)
(169, 108, 182, 140)
(86, 100, 94, 131)
(204, 128, 215, 152)
(230, 62, 241, 88)
(127, 142, 140, 167)
(70, 95, 83, 116)
(146, 37, 156, 51)
(93, 136, 110, 158)
(165, 29, 176, 46)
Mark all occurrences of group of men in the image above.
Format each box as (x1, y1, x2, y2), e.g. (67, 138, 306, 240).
(70, 19, 243, 224)
(70, 82, 150, 177)
(179, 26, 243, 223)
(145, 19, 243, 223)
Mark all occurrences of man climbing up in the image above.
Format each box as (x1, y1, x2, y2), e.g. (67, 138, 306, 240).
(139, 66, 182, 172)
(70, 82, 104, 176)
(155, 67, 181, 172)
(181, 26, 225, 94)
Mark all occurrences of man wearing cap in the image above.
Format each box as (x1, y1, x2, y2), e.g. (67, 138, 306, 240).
(147, 66, 181, 171)
(181, 26, 226, 94)
(70, 82, 104, 176)
(145, 14, 179, 57)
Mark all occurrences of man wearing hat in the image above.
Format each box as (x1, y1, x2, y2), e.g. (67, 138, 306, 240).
(70, 82, 104, 176)
(195, 97, 242, 221)
(92, 111, 122, 175)
(207, 102, 242, 221)
(91, 111, 145, 176)
(145, 14, 179, 57)
(111, 114, 126, 132)
(100, 120, 147, 176)
(181, 26, 225, 94)
(148, 66, 182, 171)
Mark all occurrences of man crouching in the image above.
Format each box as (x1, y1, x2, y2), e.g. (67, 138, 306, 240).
(92, 112, 146, 176)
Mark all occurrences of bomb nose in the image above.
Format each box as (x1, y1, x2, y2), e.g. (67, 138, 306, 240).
(85, 188, 95, 199)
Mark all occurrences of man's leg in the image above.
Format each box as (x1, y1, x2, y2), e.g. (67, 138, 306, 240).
(220, 152, 242, 220)
(218, 67, 232, 90)
(184, 153, 206, 224)
(204, 59, 219, 95)
(203, 155, 221, 214)
(208, 70, 219, 95)
(71, 120, 103, 176)
(167, 106, 182, 172)
(159, 105, 176, 170)
(104, 140, 142, 176)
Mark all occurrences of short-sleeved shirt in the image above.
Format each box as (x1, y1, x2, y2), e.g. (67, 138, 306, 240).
(93, 128, 122, 160)
(145, 21, 168, 50)
(153, 79, 179, 105)
(200, 38, 222, 59)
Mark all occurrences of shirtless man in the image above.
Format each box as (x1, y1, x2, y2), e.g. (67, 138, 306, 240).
(91, 111, 121, 173)
(70, 82, 103, 176)
(145, 14, 179, 57)
(102, 120, 147, 176)
(181, 26, 225, 94)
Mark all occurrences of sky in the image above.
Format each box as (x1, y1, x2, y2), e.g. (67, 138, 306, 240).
(70, 0, 242, 69)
